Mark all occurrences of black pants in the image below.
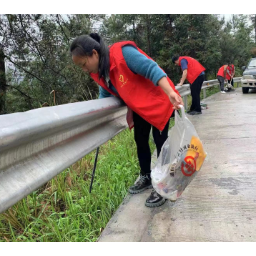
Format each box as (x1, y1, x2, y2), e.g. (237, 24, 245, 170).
(190, 74, 205, 112)
(217, 75, 225, 91)
(133, 111, 172, 176)
(228, 79, 234, 87)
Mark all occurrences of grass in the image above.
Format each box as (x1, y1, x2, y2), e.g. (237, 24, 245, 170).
(0, 83, 232, 242)
(0, 128, 158, 242)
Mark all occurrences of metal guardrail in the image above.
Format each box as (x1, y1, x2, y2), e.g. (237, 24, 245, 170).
(177, 77, 242, 109)
(0, 77, 242, 213)
(0, 98, 127, 213)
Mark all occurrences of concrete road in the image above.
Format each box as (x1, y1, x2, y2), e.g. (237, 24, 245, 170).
(98, 88, 256, 242)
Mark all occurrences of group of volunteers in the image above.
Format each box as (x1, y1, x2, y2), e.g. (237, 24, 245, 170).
(70, 33, 235, 208)
(217, 63, 236, 93)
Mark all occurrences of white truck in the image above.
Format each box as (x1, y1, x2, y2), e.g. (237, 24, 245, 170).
(241, 58, 256, 94)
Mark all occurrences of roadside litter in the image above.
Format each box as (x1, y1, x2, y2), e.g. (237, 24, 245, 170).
(200, 103, 208, 110)
(224, 78, 235, 92)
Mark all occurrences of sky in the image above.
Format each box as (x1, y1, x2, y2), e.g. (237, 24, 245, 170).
(222, 14, 253, 25)
(223, 14, 232, 21)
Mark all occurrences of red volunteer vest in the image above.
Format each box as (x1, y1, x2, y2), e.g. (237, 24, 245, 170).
(226, 64, 234, 80)
(217, 65, 226, 78)
(178, 56, 206, 84)
(90, 41, 179, 131)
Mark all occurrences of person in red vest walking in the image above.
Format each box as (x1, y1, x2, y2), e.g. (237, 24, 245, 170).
(70, 33, 183, 208)
(217, 64, 229, 93)
(227, 63, 235, 87)
(172, 56, 206, 115)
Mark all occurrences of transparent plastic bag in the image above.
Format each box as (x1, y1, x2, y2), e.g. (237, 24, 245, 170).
(151, 105, 207, 201)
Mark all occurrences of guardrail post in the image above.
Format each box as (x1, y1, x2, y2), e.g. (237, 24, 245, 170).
(203, 88, 206, 99)
(183, 96, 188, 110)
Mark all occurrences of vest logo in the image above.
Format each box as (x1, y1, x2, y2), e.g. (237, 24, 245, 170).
(119, 75, 124, 82)
(119, 74, 128, 87)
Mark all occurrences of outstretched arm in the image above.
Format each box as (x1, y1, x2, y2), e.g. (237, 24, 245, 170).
(177, 59, 188, 86)
(122, 45, 183, 109)
(158, 77, 184, 110)
(227, 68, 231, 78)
(232, 66, 235, 77)
(177, 69, 187, 86)
(224, 65, 228, 81)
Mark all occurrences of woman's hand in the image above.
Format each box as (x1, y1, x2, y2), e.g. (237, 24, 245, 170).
(157, 77, 184, 110)
(169, 91, 184, 110)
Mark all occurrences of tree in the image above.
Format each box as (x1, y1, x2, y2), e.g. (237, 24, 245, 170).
(0, 14, 106, 113)
(219, 15, 255, 75)
(1, 14, 255, 113)
(0, 45, 6, 114)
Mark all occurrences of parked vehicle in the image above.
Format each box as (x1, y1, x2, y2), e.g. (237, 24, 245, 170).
(241, 58, 256, 94)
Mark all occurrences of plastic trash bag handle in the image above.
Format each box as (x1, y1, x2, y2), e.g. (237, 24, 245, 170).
(175, 105, 186, 121)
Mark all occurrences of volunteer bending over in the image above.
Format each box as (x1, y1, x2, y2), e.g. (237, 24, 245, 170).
(70, 33, 183, 208)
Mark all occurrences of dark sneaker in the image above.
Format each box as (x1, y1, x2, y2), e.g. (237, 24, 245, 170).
(186, 110, 193, 114)
(128, 175, 152, 194)
(145, 190, 166, 208)
(187, 111, 202, 115)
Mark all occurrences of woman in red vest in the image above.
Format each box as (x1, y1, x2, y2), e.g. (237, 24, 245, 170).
(227, 64, 235, 87)
(217, 64, 229, 94)
(172, 56, 206, 115)
(70, 33, 183, 208)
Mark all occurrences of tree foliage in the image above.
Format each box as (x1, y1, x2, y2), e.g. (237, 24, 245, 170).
(101, 14, 255, 82)
(0, 14, 255, 114)
(0, 14, 105, 113)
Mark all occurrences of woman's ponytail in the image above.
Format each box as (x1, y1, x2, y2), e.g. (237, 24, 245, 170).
(89, 33, 101, 43)
(90, 33, 109, 80)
